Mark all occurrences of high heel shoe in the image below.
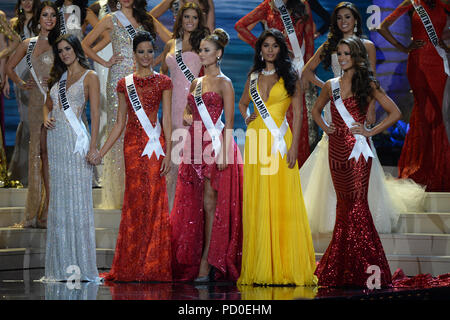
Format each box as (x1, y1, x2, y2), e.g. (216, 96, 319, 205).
(194, 266, 215, 283)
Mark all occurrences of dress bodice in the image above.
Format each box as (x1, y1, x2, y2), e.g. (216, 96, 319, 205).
(330, 96, 366, 139)
(31, 49, 53, 95)
(187, 91, 224, 125)
(62, 5, 83, 40)
(249, 76, 291, 128)
(49, 70, 90, 121)
(117, 73, 172, 135)
(110, 14, 145, 66)
(166, 51, 202, 88)
(385, 0, 450, 61)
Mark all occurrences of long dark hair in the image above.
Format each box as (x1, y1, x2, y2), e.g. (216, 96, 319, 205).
(172, 2, 210, 53)
(283, 0, 309, 24)
(250, 29, 298, 97)
(55, 0, 88, 25)
(127, 0, 156, 39)
(48, 34, 91, 90)
(321, 2, 364, 71)
(171, 0, 210, 16)
(338, 36, 380, 114)
(13, 0, 41, 36)
(33, 1, 61, 45)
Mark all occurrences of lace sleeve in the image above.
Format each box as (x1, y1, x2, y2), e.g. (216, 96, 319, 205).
(303, 1, 315, 62)
(384, 0, 413, 24)
(234, 0, 269, 48)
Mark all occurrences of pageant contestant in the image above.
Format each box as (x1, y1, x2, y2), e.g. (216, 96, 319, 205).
(301, 1, 425, 234)
(55, 0, 100, 41)
(41, 34, 100, 282)
(82, 0, 171, 209)
(6, 1, 60, 228)
(0, 11, 9, 187)
(160, 2, 209, 211)
(312, 36, 401, 287)
(150, 0, 215, 32)
(235, 0, 314, 168)
(378, 0, 450, 192)
(237, 29, 316, 286)
(170, 28, 243, 282)
(5, 0, 40, 187)
(89, 31, 173, 282)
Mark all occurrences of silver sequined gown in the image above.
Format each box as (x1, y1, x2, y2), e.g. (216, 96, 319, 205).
(43, 70, 100, 282)
(100, 14, 144, 209)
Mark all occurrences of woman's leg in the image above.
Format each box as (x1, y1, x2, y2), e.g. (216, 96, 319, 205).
(197, 177, 217, 278)
(38, 124, 49, 228)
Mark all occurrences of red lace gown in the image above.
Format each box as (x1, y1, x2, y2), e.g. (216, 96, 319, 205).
(384, 0, 450, 191)
(235, 0, 314, 167)
(314, 97, 392, 288)
(170, 91, 243, 281)
(101, 74, 172, 282)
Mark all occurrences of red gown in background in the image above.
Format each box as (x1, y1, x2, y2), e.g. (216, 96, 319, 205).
(384, 0, 450, 191)
(170, 91, 243, 282)
(101, 74, 172, 282)
(314, 97, 392, 288)
(235, 0, 314, 167)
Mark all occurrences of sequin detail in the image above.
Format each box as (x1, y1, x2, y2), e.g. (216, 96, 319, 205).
(314, 97, 392, 288)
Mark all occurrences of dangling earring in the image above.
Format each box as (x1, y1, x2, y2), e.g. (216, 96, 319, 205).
(216, 56, 221, 67)
(353, 22, 357, 33)
(260, 52, 264, 62)
(116, 1, 122, 10)
(19, 6, 24, 14)
(37, 23, 41, 31)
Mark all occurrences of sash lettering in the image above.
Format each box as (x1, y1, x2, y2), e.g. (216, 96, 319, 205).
(125, 74, 165, 159)
(114, 11, 137, 40)
(26, 37, 47, 97)
(59, 6, 67, 35)
(330, 77, 374, 162)
(193, 77, 225, 157)
(274, 0, 305, 75)
(175, 38, 196, 83)
(249, 72, 289, 158)
(58, 71, 90, 156)
(411, 0, 449, 76)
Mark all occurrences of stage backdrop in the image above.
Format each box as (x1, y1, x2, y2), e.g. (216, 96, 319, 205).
(1, 0, 412, 163)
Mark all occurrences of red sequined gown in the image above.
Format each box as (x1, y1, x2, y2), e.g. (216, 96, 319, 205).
(314, 97, 392, 287)
(384, 0, 450, 191)
(102, 74, 172, 282)
(234, 0, 314, 167)
(170, 91, 243, 281)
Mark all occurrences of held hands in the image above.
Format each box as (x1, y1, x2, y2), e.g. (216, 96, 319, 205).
(20, 78, 36, 90)
(245, 112, 257, 126)
(104, 53, 124, 68)
(350, 122, 371, 137)
(44, 116, 56, 129)
(86, 148, 102, 165)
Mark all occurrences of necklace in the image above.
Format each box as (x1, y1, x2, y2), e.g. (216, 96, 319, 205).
(261, 68, 276, 76)
(38, 35, 48, 41)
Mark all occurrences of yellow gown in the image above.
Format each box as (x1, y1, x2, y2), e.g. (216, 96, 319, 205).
(238, 77, 317, 286)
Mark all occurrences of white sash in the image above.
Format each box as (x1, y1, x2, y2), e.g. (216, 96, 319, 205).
(249, 72, 289, 158)
(114, 11, 137, 40)
(125, 74, 165, 159)
(58, 71, 90, 156)
(274, 0, 305, 75)
(26, 37, 47, 97)
(193, 77, 225, 157)
(330, 77, 374, 162)
(59, 6, 67, 35)
(175, 38, 196, 83)
(411, 0, 449, 76)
